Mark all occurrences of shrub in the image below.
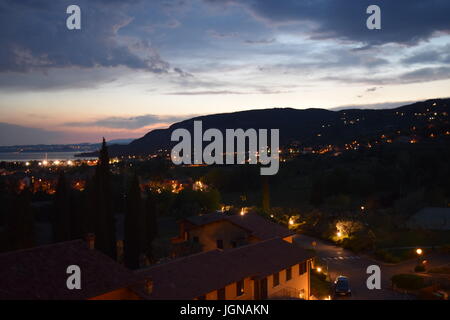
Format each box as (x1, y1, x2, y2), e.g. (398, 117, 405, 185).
(391, 274, 426, 290)
(428, 266, 450, 274)
(375, 249, 401, 263)
(439, 245, 450, 254)
(414, 265, 426, 272)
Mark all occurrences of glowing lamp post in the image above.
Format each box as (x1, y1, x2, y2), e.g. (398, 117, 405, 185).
(416, 248, 423, 265)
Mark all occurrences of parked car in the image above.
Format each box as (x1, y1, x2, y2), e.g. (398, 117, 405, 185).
(334, 276, 352, 297)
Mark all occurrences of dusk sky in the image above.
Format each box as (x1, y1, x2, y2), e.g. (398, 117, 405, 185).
(1, 0, 450, 145)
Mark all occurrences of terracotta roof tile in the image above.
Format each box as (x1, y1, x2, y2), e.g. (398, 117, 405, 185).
(185, 212, 295, 240)
(136, 238, 313, 300)
(0, 240, 141, 300)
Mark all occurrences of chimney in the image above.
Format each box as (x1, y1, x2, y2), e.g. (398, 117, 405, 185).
(144, 278, 153, 295)
(85, 233, 95, 250)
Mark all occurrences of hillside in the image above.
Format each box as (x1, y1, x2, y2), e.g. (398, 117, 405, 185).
(82, 98, 450, 157)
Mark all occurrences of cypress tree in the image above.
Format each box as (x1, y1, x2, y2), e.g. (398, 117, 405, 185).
(5, 187, 34, 251)
(91, 138, 117, 259)
(53, 171, 71, 242)
(262, 176, 270, 214)
(144, 191, 158, 264)
(124, 174, 144, 269)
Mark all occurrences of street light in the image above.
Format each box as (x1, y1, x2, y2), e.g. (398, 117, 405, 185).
(416, 248, 423, 266)
(316, 267, 322, 273)
(337, 231, 342, 238)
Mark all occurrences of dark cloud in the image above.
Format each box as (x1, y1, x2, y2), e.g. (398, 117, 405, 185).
(323, 66, 450, 85)
(166, 88, 293, 95)
(244, 38, 275, 45)
(64, 114, 193, 129)
(401, 44, 450, 65)
(400, 66, 450, 83)
(0, 0, 171, 73)
(206, 0, 450, 46)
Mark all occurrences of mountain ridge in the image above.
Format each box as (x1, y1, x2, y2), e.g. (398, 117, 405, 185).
(82, 98, 450, 157)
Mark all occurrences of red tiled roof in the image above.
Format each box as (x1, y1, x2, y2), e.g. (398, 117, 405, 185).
(136, 238, 313, 300)
(185, 212, 295, 240)
(0, 240, 141, 300)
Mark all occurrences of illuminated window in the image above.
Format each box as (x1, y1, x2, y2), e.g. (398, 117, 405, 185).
(236, 280, 245, 296)
(286, 267, 292, 281)
(273, 272, 280, 287)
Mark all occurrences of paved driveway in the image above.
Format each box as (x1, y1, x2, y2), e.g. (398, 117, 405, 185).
(294, 234, 450, 300)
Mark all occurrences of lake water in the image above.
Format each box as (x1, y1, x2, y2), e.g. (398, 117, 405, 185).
(0, 152, 96, 162)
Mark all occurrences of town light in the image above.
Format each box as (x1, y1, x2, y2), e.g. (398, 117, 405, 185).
(337, 231, 342, 238)
(289, 219, 294, 225)
(42, 160, 48, 166)
(360, 206, 365, 211)
(416, 248, 423, 255)
(316, 267, 322, 273)
(67, 160, 73, 166)
(240, 208, 245, 216)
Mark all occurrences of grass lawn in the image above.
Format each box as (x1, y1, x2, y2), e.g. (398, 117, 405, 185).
(375, 229, 450, 248)
(428, 264, 450, 274)
(374, 247, 417, 263)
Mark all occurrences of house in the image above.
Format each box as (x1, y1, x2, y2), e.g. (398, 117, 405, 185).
(136, 237, 314, 300)
(407, 207, 450, 230)
(0, 236, 146, 300)
(171, 212, 295, 253)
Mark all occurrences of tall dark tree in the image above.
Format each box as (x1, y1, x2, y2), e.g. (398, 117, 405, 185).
(5, 187, 34, 251)
(261, 176, 270, 214)
(89, 138, 117, 259)
(144, 191, 159, 264)
(124, 174, 144, 269)
(53, 171, 71, 242)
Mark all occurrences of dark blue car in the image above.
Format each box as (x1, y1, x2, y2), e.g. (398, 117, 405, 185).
(334, 276, 352, 297)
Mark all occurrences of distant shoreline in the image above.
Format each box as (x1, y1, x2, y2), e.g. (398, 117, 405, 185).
(0, 151, 97, 162)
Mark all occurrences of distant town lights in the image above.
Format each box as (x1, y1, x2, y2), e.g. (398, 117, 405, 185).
(416, 248, 423, 255)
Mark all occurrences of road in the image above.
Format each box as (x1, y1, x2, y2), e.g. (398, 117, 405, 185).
(294, 234, 450, 300)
